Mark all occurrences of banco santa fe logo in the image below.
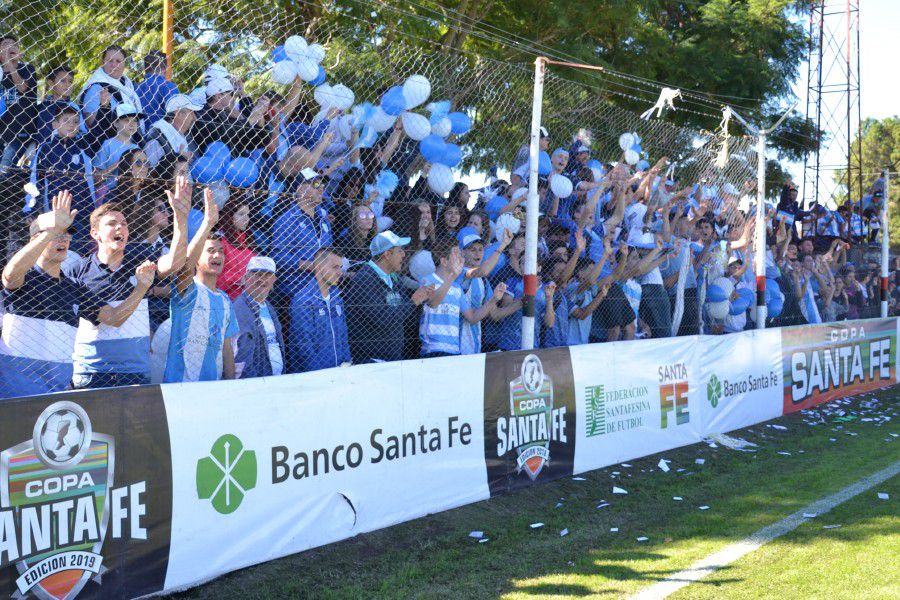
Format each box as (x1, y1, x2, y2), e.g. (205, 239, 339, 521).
(196, 434, 257, 514)
(1, 401, 149, 600)
(707, 374, 722, 408)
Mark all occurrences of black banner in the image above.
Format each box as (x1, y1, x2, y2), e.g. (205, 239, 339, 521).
(483, 348, 577, 497)
(0, 385, 172, 599)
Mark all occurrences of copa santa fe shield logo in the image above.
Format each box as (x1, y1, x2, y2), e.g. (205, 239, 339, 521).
(0, 401, 112, 600)
(508, 354, 554, 480)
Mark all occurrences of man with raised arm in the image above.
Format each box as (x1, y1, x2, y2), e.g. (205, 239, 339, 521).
(164, 188, 239, 382)
(65, 177, 191, 388)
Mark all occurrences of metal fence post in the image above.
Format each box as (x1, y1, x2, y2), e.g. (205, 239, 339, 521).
(881, 168, 891, 318)
(754, 131, 768, 329)
(521, 57, 546, 350)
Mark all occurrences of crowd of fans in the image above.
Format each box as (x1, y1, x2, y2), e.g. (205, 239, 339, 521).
(0, 36, 894, 399)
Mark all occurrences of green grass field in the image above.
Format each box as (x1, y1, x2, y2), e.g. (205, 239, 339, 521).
(171, 387, 899, 600)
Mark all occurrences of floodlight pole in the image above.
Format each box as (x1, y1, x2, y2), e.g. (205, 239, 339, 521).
(521, 57, 547, 350)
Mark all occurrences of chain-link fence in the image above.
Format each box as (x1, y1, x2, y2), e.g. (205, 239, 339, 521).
(0, 0, 886, 400)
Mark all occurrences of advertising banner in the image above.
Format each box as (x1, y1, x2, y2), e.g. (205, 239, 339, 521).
(0, 386, 172, 600)
(0, 318, 895, 599)
(482, 348, 576, 497)
(698, 328, 784, 434)
(571, 337, 704, 474)
(782, 319, 897, 414)
(162, 356, 490, 592)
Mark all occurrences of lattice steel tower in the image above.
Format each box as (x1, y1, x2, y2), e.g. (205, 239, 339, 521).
(802, 0, 862, 209)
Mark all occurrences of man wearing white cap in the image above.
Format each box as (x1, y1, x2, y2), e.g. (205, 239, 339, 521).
(232, 255, 285, 379)
(143, 93, 201, 167)
(344, 230, 431, 363)
(191, 76, 272, 156)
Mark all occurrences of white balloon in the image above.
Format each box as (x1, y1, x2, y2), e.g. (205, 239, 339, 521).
(427, 163, 455, 195)
(337, 115, 354, 142)
(314, 83, 334, 109)
(619, 132, 635, 152)
(624, 149, 640, 165)
(707, 300, 730, 320)
(713, 276, 735, 299)
(295, 57, 320, 82)
(431, 116, 451, 138)
(306, 43, 326, 64)
(284, 36, 309, 62)
(330, 84, 355, 111)
(400, 111, 431, 141)
(549, 173, 573, 198)
(271, 61, 298, 85)
(402, 74, 431, 109)
(368, 107, 396, 133)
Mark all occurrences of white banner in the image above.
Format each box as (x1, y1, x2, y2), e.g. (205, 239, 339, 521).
(162, 355, 490, 592)
(571, 336, 703, 473)
(697, 328, 784, 434)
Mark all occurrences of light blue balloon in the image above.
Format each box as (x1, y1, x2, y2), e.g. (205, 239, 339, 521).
(767, 295, 784, 318)
(636, 159, 651, 171)
(224, 157, 259, 188)
(310, 65, 327, 87)
(729, 295, 751, 315)
(271, 45, 288, 63)
(538, 151, 552, 176)
(437, 143, 462, 168)
(419, 134, 445, 163)
(358, 126, 378, 149)
(447, 111, 472, 135)
(190, 156, 224, 185)
(707, 284, 728, 303)
(630, 143, 642, 154)
(586, 159, 603, 170)
(204, 141, 232, 168)
(380, 86, 407, 117)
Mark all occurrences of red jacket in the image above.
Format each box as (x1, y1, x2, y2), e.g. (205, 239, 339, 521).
(218, 232, 257, 300)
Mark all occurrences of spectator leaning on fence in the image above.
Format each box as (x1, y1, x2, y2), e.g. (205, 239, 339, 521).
(233, 256, 284, 379)
(65, 176, 190, 388)
(344, 230, 432, 363)
(164, 187, 239, 383)
(0, 191, 82, 396)
(288, 246, 351, 373)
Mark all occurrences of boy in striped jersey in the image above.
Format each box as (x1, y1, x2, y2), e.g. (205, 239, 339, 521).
(420, 237, 507, 357)
(164, 188, 239, 382)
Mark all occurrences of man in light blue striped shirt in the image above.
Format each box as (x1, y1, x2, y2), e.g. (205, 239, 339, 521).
(419, 237, 506, 357)
(165, 188, 238, 382)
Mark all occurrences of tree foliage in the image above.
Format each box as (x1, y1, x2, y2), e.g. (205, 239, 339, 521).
(1, 0, 815, 169)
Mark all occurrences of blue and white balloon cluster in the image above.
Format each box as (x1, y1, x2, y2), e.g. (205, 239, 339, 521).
(271, 35, 327, 85)
(191, 141, 260, 188)
(618, 132, 645, 166)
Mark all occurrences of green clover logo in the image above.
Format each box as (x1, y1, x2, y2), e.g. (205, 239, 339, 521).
(707, 374, 722, 408)
(196, 434, 257, 514)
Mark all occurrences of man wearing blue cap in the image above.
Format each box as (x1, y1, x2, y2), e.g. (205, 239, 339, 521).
(457, 225, 514, 354)
(344, 230, 431, 363)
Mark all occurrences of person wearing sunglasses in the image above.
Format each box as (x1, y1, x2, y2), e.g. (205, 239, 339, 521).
(272, 167, 333, 300)
(336, 203, 377, 265)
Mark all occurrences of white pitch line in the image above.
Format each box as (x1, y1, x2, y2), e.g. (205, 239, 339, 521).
(630, 459, 900, 600)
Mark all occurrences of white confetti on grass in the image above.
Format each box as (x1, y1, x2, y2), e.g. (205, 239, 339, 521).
(695, 458, 705, 465)
(673, 496, 683, 501)
(560, 528, 569, 537)
(698, 506, 710, 510)
(658, 459, 670, 472)
(877, 492, 889, 500)
(613, 486, 628, 494)
(610, 527, 619, 533)
(636, 536, 649, 542)
(530, 522, 544, 529)
(469, 531, 484, 539)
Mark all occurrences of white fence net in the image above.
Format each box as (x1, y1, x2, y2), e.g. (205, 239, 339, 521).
(0, 0, 881, 399)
